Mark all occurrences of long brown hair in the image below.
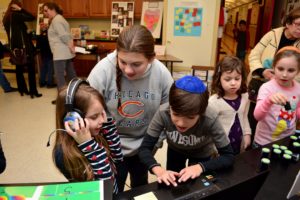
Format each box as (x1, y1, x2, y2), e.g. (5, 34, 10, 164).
(54, 83, 109, 181)
(2, 0, 22, 28)
(211, 55, 247, 97)
(115, 25, 155, 108)
(42, 2, 63, 15)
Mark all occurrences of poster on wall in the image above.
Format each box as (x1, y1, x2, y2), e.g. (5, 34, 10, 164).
(174, 6, 203, 37)
(36, 3, 49, 35)
(140, 1, 163, 39)
(287, 0, 300, 14)
(111, 1, 134, 38)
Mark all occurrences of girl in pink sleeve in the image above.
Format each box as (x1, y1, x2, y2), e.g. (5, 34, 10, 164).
(254, 46, 300, 146)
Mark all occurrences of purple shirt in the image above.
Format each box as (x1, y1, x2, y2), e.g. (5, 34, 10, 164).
(224, 96, 242, 154)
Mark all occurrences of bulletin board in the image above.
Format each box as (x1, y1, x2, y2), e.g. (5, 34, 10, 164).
(140, 1, 163, 38)
(111, 1, 135, 38)
(36, 3, 49, 35)
(174, 7, 203, 37)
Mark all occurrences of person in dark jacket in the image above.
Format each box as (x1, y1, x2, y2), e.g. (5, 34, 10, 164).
(36, 23, 55, 88)
(0, 41, 18, 93)
(2, 0, 42, 98)
(0, 135, 6, 174)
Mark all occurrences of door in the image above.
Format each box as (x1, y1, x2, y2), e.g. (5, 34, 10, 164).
(165, 0, 221, 68)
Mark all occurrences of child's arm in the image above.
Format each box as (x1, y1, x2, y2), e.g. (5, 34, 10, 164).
(254, 92, 287, 121)
(296, 101, 300, 119)
(0, 139, 6, 174)
(101, 117, 123, 162)
(139, 134, 180, 187)
(242, 97, 252, 150)
(241, 135, 251, 152)
(78, 139, 115, 180)
(254, 96, 272, 121)
(139, 134, 160, 169)
(200, 144, 234, 172)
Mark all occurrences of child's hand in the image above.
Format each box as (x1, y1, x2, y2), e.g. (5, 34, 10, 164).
(65, 118, 92, 144)
(241, 134, 251, 152)
(11, 4, 21, 11)
(152, 166, 180, 187)
(102, 110, 107, 123)
(262, 69, 274, 80)
(178, 164, 202, 183)
(269, 93, 288, 106)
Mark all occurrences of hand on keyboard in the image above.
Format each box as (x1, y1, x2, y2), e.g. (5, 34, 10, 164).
(178, 164, 203, 183)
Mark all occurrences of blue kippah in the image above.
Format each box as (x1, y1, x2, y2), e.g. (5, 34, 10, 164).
(175, 75, 206, 94)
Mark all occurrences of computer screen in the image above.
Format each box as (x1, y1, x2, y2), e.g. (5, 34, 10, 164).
(0, 180, 113, 200)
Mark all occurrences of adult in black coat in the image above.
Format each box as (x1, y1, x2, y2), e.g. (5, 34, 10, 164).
(2, 0, 42, 98)
(0, 137, 6, 174)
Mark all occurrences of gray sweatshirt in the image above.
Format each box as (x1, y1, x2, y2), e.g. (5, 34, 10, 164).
(47, 14, 74, 60)
(88, 51, 173, 156)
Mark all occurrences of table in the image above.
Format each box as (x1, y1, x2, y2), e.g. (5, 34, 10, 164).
(156, 54, 183, 75)
(191, 65, 215, 82)
(116, 136, 300, 200)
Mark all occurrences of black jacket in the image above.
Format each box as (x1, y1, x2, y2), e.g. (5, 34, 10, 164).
(3, 9, 35, 57)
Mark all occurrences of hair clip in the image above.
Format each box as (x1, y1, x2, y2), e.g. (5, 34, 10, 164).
(276, 46, 300, 55)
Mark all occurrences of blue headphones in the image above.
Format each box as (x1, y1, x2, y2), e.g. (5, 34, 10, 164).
(63, 78, 88, 130)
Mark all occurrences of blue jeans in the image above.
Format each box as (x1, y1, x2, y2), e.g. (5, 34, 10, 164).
(115, 154, 148, 192)
(39, 54, 54, 86)
(0, 63, 12, 92)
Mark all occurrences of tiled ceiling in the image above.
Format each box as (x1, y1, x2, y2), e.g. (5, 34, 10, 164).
(225, 0, 255, 9)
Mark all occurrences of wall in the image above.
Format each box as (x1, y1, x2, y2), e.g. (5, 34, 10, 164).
(0, 1, 128, 43)
(0, 0, 10, 43)
(163, 0, 220, 68)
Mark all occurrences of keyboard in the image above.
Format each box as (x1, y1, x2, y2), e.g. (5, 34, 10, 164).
(171, 176, 221, 200)
(175, 184, 220, 200)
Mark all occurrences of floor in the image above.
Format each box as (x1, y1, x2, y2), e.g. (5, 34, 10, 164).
(0, 72, 168, 190)
(0, 33, 237, 188)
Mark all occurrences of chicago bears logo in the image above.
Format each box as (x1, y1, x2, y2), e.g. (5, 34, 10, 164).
(118, 101, 144, 118)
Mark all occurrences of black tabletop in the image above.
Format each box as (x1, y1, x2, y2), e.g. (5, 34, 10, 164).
(116, 136, 300, 200)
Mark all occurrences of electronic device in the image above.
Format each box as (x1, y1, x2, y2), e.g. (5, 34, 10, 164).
(64, 78, 89, 131)
(172, 176, 220, 200)
(151, 175, 220, 200)
(285, 101, 291, 110)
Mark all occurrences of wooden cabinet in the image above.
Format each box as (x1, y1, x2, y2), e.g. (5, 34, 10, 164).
(73, 54, 97, 77)
(22, 0, 39, 15)
(52, 0, 72, 17)
(69, 0, 89, 18)
(89, 0, 112, 18)
(73, 40, 116, 77)
(134, 0, 143, 19)
(53, 0, 89, 18)
(22, 0, 49, 16)
(22, 0, 144, 19)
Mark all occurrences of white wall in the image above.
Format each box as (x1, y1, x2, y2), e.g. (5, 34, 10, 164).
(163, 0, 220, 68)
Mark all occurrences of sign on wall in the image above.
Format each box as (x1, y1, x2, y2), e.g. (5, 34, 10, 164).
(287, 0, 300, 13)
(174, 7, 203, 37)
(140, 1, 163, 38)
(111, 1, 135, 38)
(36, 3, 49, 35)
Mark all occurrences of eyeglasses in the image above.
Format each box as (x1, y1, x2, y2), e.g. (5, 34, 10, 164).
(292, 22, 300, 28)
